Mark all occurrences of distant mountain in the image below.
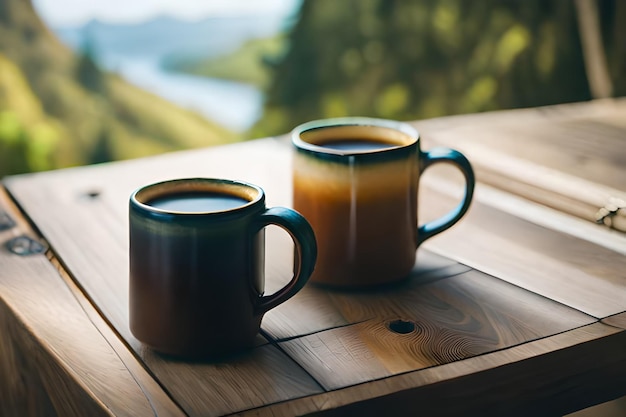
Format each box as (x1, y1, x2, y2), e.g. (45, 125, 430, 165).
(0, 0, 238, 177)
(54, 15, 290, 64)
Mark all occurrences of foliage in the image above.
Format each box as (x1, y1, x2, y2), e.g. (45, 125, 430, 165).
(0, 53, 64, 174)
(599, 0, 626, 95)
(3, 0, 624, 177)
(249, 0, 624, 137)
(164, 35, 286, 89)
(0, 0, 238, 178)
(75, 36, 107, 94)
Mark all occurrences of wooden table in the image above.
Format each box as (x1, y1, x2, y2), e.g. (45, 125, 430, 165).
(1, 99, 625, 417)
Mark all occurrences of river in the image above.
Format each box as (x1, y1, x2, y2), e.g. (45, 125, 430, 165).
(100, 54, 263, 132)
(52, 15, 293, 133)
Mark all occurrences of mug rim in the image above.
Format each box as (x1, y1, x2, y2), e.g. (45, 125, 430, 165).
(291, 117, 419, 157)
(130, 177, 265, 217)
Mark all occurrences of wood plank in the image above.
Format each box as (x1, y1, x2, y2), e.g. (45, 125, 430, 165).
(415, 98, 626, 231)
(4, 105, 625, 416)
(10, 136, 623, 329)
(5, 135, 623, 407)
(419, 182, 626, 318)
(3, 140, 324, 417)
(603, 312, 626, 329)
(275, 269, 593, 390)
(0, 301, 110, 417)
(1, 138, 309, 341)
(425, 115, 626, 190)
(263, 249, 471, 338)
(0, 188, 184, 417)
(468, 181, 626, 257)
(137, 345, 322, 417)
(240, 323, 626, 417)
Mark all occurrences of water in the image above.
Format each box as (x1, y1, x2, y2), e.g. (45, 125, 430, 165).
(53, 15, 294, 132)
(101, 54, 263, 131)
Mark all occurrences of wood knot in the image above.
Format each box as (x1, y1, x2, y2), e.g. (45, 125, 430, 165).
(387, 319, 417, 334)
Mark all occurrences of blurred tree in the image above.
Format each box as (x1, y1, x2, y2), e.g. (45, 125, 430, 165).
(254, 0, 623, 137)
(88, 127, 116, 164)
(599, 0, 626, 96)
(75, 35, 107, 93)
(0, 112, 30, 175)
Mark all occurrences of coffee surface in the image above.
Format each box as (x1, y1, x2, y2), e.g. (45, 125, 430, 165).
(320, 139, 397, 152)
(147, 192, 248, 213)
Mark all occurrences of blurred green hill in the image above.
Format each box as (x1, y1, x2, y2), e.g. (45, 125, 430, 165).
(0, 0, 238, 178)
(3, 0, 624, 178)
(254, 0, 625, 136)
(253, 0, 626, 135)
(170, 0, 624, 139)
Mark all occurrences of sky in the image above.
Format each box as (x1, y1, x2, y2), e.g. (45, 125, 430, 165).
(32, 0, 302, 27)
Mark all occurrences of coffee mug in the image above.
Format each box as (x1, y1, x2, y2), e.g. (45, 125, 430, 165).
(292, 117, 474, 288)
(129, 178, 317, 358)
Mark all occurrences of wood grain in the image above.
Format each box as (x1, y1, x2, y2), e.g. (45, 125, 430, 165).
(140, 344, 322, 417)
(263, 249, 471, 339)
(3, 140, 324, 417)
(0, 188, 183, 417)
(2, 99, 625, 416)
(275, 269, 593, 390)
(419, 182, 626, 318)
(239, 322, 626, 417)
(0, 300, 110, 417)
(415, 98, 626, 231)
(603, 312, 626, 329)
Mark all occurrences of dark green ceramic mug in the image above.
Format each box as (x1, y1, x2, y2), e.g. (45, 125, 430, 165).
(292, 117, 474, 288)
(129, 178, 317, 358)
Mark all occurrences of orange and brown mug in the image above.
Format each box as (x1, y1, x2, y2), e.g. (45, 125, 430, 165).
(292, 117, 474, 288)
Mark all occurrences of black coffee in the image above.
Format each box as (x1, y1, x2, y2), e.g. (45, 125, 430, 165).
(321, 139, 397, 152)
(147, 192, 248, 213)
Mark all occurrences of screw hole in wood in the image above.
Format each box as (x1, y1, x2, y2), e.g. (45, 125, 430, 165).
(79, 189, 102, 200)
(6, 235, 47, 256)
(387, 319, 416, 334)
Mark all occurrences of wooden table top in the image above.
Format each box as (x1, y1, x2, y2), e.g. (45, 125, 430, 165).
(1, 99, 625, 417)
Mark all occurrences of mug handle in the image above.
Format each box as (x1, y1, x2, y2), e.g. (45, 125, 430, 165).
(417, 147, 475, 246)
(253, 207, 317, 315)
